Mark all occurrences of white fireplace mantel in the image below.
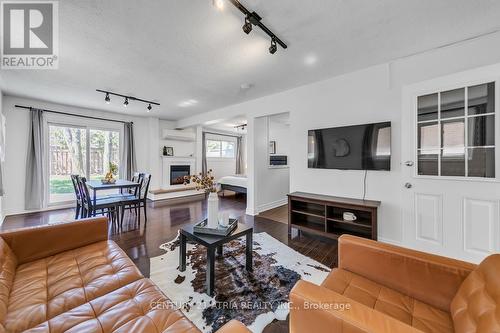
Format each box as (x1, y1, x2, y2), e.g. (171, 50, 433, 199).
(161, 156, 196, 189)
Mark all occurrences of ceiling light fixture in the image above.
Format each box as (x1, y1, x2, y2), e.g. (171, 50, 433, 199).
(269, 38, 277, 54)
(96, 89, 160, 112)
(225, 0, 287, 53)
(213, 0, 224, 11)
(242, 16, 252, 34)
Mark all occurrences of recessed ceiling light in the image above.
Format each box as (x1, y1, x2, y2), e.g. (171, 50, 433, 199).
(304, 54, 318, 66)
(240, 83, 253, 90)
(213, 0, 224, 11)
(178, 99, 198, 108)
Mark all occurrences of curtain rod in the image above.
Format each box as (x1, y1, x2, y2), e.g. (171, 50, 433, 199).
(203, 131, 243, 138)
(14, 105, 133, 124)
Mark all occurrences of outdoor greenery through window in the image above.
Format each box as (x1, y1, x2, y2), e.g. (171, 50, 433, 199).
(49, 124, 120, 203)
(206, 139, 235, 158)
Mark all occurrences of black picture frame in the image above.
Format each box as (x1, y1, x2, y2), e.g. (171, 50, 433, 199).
(165, 146, 174, 156)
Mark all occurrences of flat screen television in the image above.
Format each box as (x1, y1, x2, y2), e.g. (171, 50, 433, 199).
(308, 121, 391, 170)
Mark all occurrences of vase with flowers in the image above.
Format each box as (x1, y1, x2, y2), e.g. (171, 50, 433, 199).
(184, 169, 219, 228)
(102, 162, 118, 184)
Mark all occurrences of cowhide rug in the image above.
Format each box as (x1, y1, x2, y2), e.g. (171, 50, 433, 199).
(150, 232, 330, 333)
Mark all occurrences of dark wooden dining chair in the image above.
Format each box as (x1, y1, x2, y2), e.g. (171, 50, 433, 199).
(70, 174, 82, 219)
(78, 176, 121, 223)
(120, 173, 151, 226)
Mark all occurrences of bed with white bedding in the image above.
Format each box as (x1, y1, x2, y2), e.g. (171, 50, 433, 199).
(218, 175, 247, 194)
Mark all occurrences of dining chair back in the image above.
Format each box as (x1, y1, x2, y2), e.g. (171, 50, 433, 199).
(128, 172, 142, 195)
(71, 175, 82, 218)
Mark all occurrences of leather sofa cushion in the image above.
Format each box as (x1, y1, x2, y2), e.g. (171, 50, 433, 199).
(4, 240, 143, 332)
(451, 254, 500, 333)
(23, 278, 199, 333)
(322, 268, 454, 333)
(0, 238, 18, 332)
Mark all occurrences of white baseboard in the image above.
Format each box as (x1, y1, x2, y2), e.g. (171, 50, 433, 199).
(256, 198, 287, 215)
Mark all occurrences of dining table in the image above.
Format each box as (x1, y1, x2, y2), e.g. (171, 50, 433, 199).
(86, 179, 141, 207)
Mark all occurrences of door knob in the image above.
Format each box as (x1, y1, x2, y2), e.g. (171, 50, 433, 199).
(404, 182, 412, 189)
(404, 161, 414, 166)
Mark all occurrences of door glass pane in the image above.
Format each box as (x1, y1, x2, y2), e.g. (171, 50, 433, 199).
(468, 82, 495, 115)
(442, 119, 465, 155)
(418, 152, 438, 176)
(468, 115, 495, 147)
(418, 93, 438, 121)
(49, 125, 87, 203)
(468, 148, 495, 178)
(441, 88, 464, 119)
(89, 129, 120, 181)
(441, 152, 465, 176)
(418, 122, 439, 153)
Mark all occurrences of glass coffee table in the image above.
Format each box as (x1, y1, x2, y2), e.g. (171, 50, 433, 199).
(179, 221, 253, 296)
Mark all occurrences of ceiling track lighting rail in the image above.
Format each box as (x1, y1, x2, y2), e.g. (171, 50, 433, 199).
(228, 0, 287, 52)
(96, 89, 160, 112)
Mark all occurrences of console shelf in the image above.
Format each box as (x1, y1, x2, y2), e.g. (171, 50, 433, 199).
(288, 192, 380, 240)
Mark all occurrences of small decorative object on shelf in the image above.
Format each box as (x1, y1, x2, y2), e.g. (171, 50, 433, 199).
(184, 169, 218, 228)
(193, 218, 238, 236)
(163, 146, 174, 156)
(102, 162, 118, 184)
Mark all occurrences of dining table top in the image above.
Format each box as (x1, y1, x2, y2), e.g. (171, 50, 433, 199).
(86, 179, 140, 190)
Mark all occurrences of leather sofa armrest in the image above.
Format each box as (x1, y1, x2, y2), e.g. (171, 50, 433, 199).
(290, 280, 420, 333)
(215, 320, 251, 333)
(0, 217, 108, 264)
(338, 235, 477, 311)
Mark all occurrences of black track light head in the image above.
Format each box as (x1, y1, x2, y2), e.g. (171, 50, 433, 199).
(269, 38, 277, 54)
(242, 17, 252, 34)
(123, 97, 129, 107)
(147, 104, 152, 112)
(105, 93, 110, 104)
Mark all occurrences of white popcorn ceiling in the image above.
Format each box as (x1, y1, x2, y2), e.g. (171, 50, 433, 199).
(2, 0, 500, 120)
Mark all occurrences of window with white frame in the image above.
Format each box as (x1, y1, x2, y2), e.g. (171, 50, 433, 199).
(206, 139, 235, 158)
(417, 82, 495, 178)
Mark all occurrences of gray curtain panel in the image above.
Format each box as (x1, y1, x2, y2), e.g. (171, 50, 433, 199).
(202, 132, 207, 174)
(235, 136, 243, 174)
(122, 122, 137, 180)
(25, 109, 45, 210)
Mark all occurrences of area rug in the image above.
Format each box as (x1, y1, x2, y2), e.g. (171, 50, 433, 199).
(150, 232, 330, 333)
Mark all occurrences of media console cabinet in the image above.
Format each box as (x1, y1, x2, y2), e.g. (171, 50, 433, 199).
(288, 192, 380, 240)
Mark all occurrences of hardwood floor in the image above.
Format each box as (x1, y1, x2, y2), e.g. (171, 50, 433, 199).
(2, 195, 338, 278)
(258, 204, 288, 224)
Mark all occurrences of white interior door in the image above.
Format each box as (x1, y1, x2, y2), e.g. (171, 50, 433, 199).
(401, 67, 500, 263)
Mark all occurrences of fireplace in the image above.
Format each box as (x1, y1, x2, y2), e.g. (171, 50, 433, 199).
(170, 165, 190, 185)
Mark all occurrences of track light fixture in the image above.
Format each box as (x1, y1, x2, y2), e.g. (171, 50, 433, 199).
(269, 38, 277, 54)
(242, 16, 252, 34)
(225, 0, 287, 53)
(96, 89, 160, 112)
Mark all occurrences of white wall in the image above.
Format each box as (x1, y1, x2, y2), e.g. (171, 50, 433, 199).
(159, 120, 196, 157)
(254, 116, 290, 212)
(269, 115, 291, 157)
(176, 31, 500, 245)
(2, 95, 158, 216)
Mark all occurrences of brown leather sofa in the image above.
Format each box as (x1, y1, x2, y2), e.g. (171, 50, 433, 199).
(290, 234, 500, 333)
(0, 217, 249, 333)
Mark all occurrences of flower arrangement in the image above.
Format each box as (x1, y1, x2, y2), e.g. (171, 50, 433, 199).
(184, 169, 217, 193)
(103, 162, 118, 184)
